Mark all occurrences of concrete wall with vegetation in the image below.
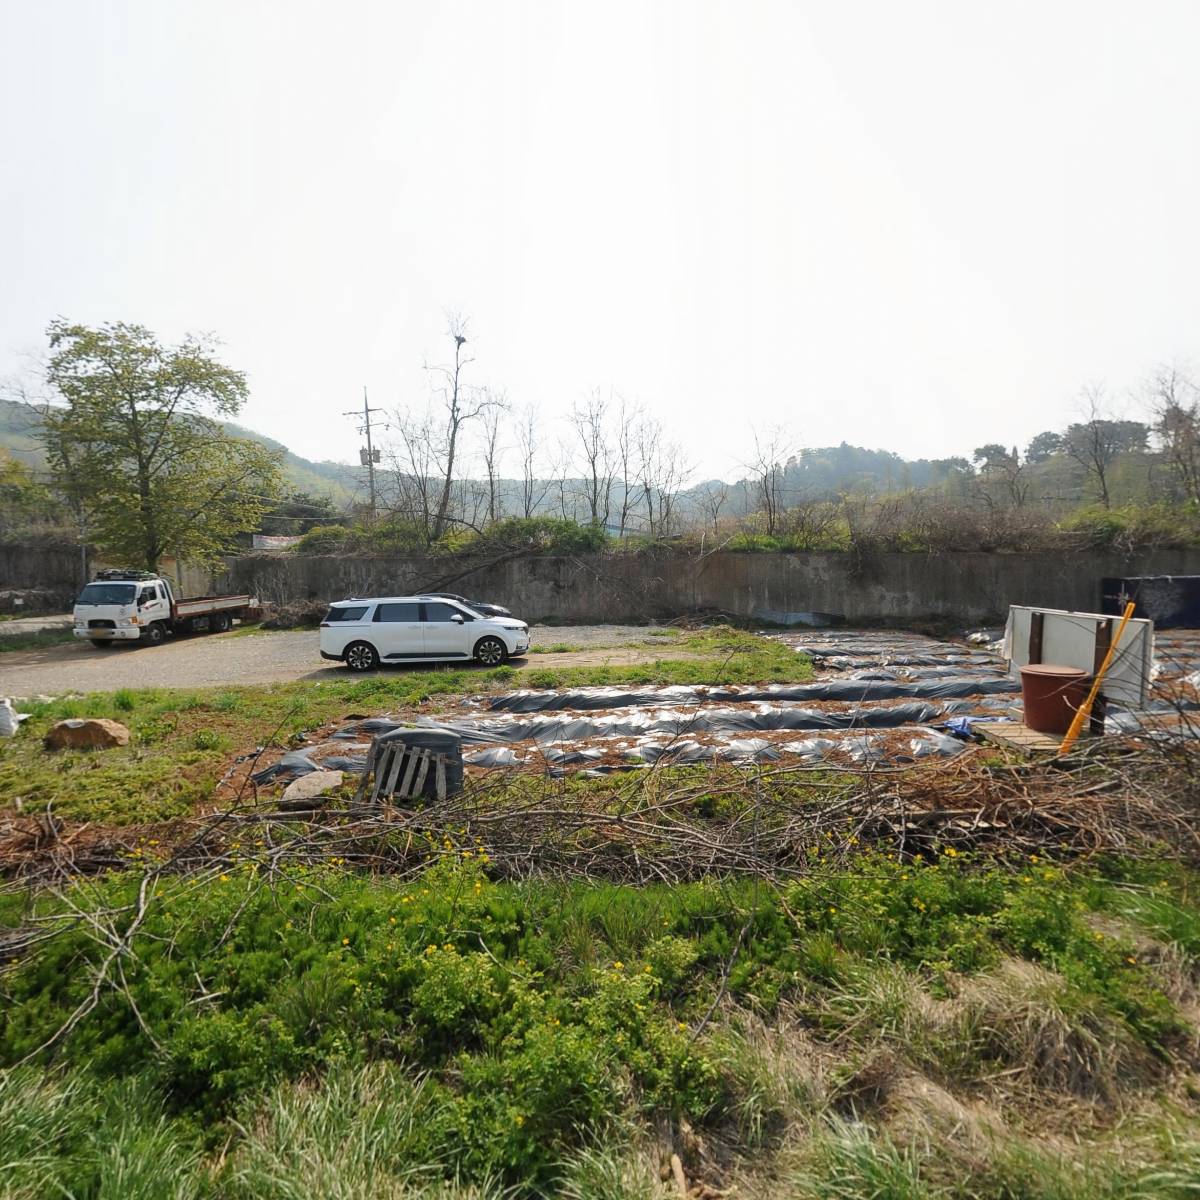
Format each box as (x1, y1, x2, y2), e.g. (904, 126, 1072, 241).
(0, 540, 83, 602)
(214, 547, 1200, 625)
(1, 540, 217, 604)
(10, 538, 1200, 623)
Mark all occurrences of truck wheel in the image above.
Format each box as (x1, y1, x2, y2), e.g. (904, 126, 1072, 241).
(474, 636, 508, 667)
(90, 639, 115, 649)
(139, 623, 166, 647)
(211, 613, 232, 633)
(344, 641, 380, 672)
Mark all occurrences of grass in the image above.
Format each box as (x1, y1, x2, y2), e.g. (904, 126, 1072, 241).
(1, 855, 1199, 1196)
(0, 627, 76, 653)
(5, 625, 1200, 1195)
(0, 626, 808, 825)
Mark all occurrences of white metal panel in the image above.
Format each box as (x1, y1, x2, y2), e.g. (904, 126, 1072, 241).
(174, 595, 254, 617)
(1003, 606, 1153, 708)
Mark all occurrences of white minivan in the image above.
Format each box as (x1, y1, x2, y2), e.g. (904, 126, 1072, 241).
(319, 595, 530, 671)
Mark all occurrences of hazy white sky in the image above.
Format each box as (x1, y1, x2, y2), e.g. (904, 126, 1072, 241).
(3, 0, 1200, 480)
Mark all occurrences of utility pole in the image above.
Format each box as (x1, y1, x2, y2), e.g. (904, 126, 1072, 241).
(344, 387, 385, 521)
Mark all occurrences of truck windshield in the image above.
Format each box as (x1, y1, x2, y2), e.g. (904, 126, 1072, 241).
(77, 583, 136, 605)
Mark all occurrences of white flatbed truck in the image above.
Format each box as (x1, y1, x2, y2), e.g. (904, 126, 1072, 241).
(72, 570, 259, 647)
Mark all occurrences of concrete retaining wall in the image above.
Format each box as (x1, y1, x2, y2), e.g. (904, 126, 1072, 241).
(10, 536, 1200, 624)
(213, 548, 1200, 625)
(0, 541, 83, 607)
(0, 541, 220, 606)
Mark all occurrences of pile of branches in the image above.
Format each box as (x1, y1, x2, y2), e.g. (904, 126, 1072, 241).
(5, 734, 1200, 892)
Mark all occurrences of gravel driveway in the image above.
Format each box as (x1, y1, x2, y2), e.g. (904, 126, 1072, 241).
(0, 624, 685, 699)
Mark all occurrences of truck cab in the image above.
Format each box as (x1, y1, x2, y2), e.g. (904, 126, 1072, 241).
(73, 570, 256, 647)
(73, 571, 174, 645)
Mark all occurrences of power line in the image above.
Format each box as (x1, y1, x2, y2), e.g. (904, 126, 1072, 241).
(343, 386, 386, 521)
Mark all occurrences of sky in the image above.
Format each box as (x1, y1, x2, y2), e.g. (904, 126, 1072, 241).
(3, 0, 1200, 483)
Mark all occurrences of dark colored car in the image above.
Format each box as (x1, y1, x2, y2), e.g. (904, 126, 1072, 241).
(424, 592, 512, 619)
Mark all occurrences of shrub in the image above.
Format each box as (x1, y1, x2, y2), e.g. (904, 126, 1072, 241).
(293, 524, 356, 554)
(435, 517, 608, 556)
(1058, 502, 1200, 552)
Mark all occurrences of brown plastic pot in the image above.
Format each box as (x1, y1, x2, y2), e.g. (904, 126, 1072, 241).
(1019, 664, 1090, 735)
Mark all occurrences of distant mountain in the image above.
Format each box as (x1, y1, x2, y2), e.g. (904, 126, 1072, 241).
(0, 398, 361, 502)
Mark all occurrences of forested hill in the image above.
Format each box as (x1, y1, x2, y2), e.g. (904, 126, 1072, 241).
(0, 399, 358, 501)
(0, 396, 1167, 517)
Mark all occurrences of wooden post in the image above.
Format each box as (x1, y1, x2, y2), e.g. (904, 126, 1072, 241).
(1028, 612, 1044, 665)
(1090, 618, 1112, 736)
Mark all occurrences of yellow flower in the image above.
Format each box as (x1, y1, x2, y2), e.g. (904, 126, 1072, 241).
(943, 847, 957, 857)
(828, 907, 837, 915)
(219, 874, 229, 883)
(1126, 956, 1137, 964)
(514, 1114, 525, 1126)
(643, 964, 652, 973)
(613, 961, 624, 970)
(342, 937, 350, 945)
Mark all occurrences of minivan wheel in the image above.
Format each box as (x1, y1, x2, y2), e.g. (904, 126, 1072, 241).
(474, 636, 508, 667)
(344, 641, 380, 672)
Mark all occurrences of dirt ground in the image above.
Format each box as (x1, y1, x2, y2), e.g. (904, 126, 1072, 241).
(0, 624, 693, 698)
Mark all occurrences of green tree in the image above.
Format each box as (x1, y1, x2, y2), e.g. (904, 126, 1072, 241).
(0, 449, 56, 532)
(40, 320, 283, 571)
(257, 490, 344, 536)
(971, 443, 1015, 474)
(1024, 430, 1062, 463)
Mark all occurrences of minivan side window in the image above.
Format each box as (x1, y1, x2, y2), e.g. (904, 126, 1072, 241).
(423, 602, 470, 622)
(325, 605, 369, 622)
(374, 602, 421, 622)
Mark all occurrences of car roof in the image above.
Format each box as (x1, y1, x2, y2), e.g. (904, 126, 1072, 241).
(331, 595, 473, 605)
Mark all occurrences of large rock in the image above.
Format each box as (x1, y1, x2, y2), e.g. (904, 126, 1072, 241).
(280, 769, 344, 809)
(44, 718, 130, 751)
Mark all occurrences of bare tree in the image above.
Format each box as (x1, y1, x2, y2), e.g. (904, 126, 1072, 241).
(516, 404, 553, 519)
(479, 392, 504, 525)
(635, 418, 692, 536)
(569, 389, 614, 528)
(1151, 367, 1200, 505)
(1061, 385, 1147, 509)
(424, 319, 505, 541)
(698, 482, 729, 536)
(613, 395, 642, 535)
(384, 410, 439, 535)
(744, 426, 792, 535)
(388, 319, 505, 543)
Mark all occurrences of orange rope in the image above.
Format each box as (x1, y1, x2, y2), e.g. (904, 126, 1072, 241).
(1058, 601, 1137, 755)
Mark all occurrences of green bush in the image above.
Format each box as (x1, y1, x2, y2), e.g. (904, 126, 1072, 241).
(1058, 502, 1200, 551)
(293, 524, 356, 554)
(3, 855, 1198, 1191)
(435, 517, 608, 556)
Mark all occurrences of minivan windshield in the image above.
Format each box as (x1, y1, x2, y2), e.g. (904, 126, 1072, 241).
(76, 583, 136, 605)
